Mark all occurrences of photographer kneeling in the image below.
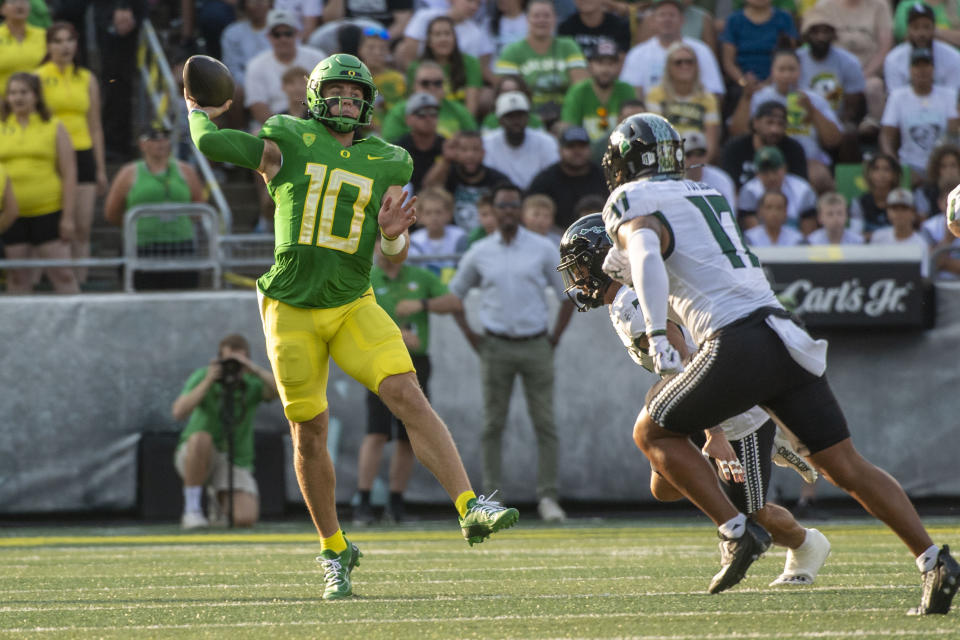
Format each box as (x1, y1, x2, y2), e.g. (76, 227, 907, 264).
(171, 334, 278, 529)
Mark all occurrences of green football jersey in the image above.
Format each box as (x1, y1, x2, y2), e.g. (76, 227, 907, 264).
(256, 115, 414, 309)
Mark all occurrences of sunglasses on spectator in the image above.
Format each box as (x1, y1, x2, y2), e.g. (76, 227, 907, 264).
(363, 26, 390, 40)
(141, 130, 170, 141)
(413, 109, 439, 118)
(271, 29, 296, 38)
(418, 79, 445, 88)
(670, 57, 696, 67)
(494, 201, 522, 210)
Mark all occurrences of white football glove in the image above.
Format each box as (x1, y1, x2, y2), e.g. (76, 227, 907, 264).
(602, 247, 633, 288)
(648, 334, 684, 375)
(773, 431, 818, 484)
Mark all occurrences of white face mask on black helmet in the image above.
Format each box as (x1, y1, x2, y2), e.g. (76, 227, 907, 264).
(557, 213, 614, 312)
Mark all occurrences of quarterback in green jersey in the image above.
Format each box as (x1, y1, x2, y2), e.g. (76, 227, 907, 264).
(186, 53, 518, 600)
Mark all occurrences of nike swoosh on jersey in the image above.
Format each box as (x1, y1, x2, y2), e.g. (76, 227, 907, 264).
(367, 155, 384, 160)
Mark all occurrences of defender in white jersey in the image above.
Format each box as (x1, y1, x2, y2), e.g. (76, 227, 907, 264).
(595, 114, 959, 611)
(559, 214, 830, 586)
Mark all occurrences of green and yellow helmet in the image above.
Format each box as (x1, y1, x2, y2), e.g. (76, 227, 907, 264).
(306, 54, 378, 133)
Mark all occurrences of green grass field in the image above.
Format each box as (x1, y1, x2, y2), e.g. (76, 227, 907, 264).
(2, 517, 959, 639)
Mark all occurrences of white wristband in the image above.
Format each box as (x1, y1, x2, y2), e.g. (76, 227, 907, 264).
(380, 233, 406, 256)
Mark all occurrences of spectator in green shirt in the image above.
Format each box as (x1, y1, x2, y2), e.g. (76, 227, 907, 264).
(382, 61, 477, 142)
(171, 334, 279, 530)
(494, 0, 589, 126)
(353, 245, 464, 525)
(561, 37, 637, 148)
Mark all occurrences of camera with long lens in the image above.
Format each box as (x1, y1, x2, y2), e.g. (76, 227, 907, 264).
(219, 357, 243, 386)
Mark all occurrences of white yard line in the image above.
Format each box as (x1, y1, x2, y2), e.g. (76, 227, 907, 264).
(0, 582, 916, 610)
(1, 609, 952, 637)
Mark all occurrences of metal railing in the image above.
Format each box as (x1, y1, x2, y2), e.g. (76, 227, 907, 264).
(123, 203, 221, 292)
(3, 231, 958, 292)
(137, 20, 232, 232)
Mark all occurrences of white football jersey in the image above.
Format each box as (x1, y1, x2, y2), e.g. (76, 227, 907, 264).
(608, 286, 767, 441)
(602, 178, 782, 345)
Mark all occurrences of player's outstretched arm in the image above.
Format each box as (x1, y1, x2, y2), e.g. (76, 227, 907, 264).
(185, 91, 280, 179)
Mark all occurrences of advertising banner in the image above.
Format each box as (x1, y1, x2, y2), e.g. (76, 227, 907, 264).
(753, 245, 931, 328)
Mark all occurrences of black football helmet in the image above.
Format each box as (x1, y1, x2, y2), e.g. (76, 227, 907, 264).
(557, 213, 614, 312)
(601, 113, 685, 191)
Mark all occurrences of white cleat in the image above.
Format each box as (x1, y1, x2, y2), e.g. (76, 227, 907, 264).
(180, 511, 210, 530)
(537, 497, 567, 522)
(770, 528, 831, 586)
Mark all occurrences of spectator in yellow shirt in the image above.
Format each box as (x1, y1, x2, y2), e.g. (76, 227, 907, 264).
(35, 22, 108, 284)
(0, 0, 47, 91)
(0, 71, 78, 294)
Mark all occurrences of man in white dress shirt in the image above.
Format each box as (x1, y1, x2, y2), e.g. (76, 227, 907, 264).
(449, 182, 575, 522)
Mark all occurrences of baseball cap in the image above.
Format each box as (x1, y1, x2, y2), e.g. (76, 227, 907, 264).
(801, 7, 833, 34)
(559, 126, 590, 146)
(495, 91, 530, 118)
(754, 146, 786, 171)
(586, 37, 620, 60)
(911, 47, 934, 64)
(887, 187, 915, 208)
(405, 92, 440, 116)
(683, 131, 708, 154)
(267, 9, 301, 32)
(907, 2, 936, 24)
(754, 100, 787, 120)
(139, 122, 171, 140)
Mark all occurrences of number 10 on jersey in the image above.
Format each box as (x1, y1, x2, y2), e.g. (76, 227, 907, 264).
(298, 162, 374, 253)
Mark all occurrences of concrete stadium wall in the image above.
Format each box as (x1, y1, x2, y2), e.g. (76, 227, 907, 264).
(1, 286, 959, 514)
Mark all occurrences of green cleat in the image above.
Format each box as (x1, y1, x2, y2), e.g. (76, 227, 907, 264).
(459, 491, 520, 546)
(316, 538, 362, 600)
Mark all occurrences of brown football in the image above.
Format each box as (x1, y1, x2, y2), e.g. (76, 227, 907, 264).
(183, 55, 235, 108)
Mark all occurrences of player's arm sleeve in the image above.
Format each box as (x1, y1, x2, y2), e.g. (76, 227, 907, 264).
(627, 226, 670, 337)
(189, 110, 264, 171)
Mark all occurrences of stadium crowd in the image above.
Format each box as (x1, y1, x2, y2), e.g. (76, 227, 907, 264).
(2, 0, 960, 286)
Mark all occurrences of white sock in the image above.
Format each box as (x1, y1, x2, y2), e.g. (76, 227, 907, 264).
(184, 486, 203, 514)
(718, 513, 748, 539)
(916, 544, 940, 573)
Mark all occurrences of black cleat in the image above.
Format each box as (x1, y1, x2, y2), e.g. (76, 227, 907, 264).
(709, 520, 772, 594)
(352, 502, 376, 527)
(908, 545, 960, 615)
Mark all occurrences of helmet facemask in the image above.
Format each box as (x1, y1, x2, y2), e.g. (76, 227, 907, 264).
(557, 240, 612, 312)
(306, 80, 375, 133)
(305, 54, 379, 133)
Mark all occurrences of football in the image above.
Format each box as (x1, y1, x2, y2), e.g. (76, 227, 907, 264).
(183, 55, 235, 108)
